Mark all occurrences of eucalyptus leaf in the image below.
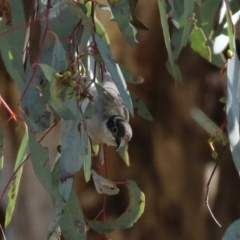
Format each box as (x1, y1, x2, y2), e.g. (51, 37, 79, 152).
(51, 38, 68, 72)
(60, 100, 83, 181)
(0, 0, 27, 90)
(130, 91, 153, 121)
(28, 131, 53, 193)
(48, 76, 75, 120)
(92, 170, 120, 195)
(0, 128, 3, 174)
(95, 34, 134, 115)
(226, 37, 240, 172)
(222, 219, 240, 240)
(171, 0, 195, 60)
(21, 66, 51, 131)
(59, 190, 86, 240)
(83, 137, 92, 182)
(189, 26, 211, 62)
(118, 144, 130, 166)
(87, 180, 145, 232)
(131, 15, 149, 31)
(106, 0, 138, 46)
(157, 0, 182, 82)
(5, 131, 28, 227)
(119, 64, 144, 85)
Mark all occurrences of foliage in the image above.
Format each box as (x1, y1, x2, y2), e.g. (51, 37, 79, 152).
(1, 0, 240, 239)
(0, 0, 150, 239)
(156, 0, 240, 237)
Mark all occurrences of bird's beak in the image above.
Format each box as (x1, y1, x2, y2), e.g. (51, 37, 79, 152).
(115, 138, 121, 151)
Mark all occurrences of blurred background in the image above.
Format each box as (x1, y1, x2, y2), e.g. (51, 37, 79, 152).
(1, 0, 240, 240)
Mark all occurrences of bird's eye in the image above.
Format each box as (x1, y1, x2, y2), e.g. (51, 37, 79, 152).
(112, 126, 118, 134)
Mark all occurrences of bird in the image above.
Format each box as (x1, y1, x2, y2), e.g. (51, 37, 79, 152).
(80, 71, 132, 150)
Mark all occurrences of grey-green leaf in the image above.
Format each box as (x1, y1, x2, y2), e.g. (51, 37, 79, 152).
(226, 37, 240, 172)
(106, 0, 138, 46)
(87, 180, 145, 232)
(95, 34, 134, 116)
(92, 170, 120, 195)
(222, 219, 240, 240)
(130, 91, 153, 121)
(59, 190, 87, 240)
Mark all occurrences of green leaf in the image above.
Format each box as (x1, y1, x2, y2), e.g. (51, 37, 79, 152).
(92, 170, 120, 195)
(28, 131, 53, 193)
(157, 0, 182, 82)
(91, 141, 100, 156)
(106, 0, 138, 47)
(196, 0, 222, 36)
(51, 37, 68, 72)
(66, 0, 93, 28)
(48, 75, 75, 120)
(60, 102, 83, 181)
(130, 15, 149, 31)
(39, 64, 56, 82)
(48, 159, 73, 237)
(0, 0, 27, 90)
(59, 190, 87, 240)
(0, 128, 3, 174)
(95, 20, 110, 45)
(87, 180, 145, 232)
(21, 47, 58, 132)
(95, 34, 134, 116)
(83, 137, 92, 182)
(171, 0, 195, 60)
(119, 64, 144, 84)
(130, 91, 153, 121)
(5, 131, 28, 227)
(222, 219, 240, 240)
(118, 144, 130, 166)
(226, 37, 240, 172)
(189, 26, 211, 62)
(190, 108, 219, 135)
(78, 26, 93, 55)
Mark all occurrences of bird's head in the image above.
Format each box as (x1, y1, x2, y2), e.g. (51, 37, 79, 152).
(106, 115, 132, 150)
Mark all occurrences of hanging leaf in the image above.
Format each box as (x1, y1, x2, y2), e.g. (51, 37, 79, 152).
(226, 37, 240, 172)
(171, 0, 195, 60)
(87, 180, 145, 232)
(0, 0, 27, 90)
(5, 131, 28, 227)
(222, 218, 240, 240)
(49, 81, 75, 120)
(118, 144, 130, 166)
(92, 170, 120, 195)
(189, 26, 211, 62)
(60, 101, 83, 181)
(51, 37, 68, 72)
(59, 190, 87, 240)
(105, 0, 138, 47)
(130, 91, 153, 121)
(130, 15, 149, 31)
(48, 158, 72, 237)
(83, 137, 92, 182)
(119, 64, 144, 85)
(39, 64, 56, 82)
(28, 131, 53, 193)
(95, 34, 134, 116)
(0, 128, 3, 174)
(157, 0, 182, 82)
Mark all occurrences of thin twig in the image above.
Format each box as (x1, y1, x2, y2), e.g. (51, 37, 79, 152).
(205, 144, 228, 227)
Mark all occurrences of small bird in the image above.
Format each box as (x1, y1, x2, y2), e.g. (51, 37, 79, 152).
(81, 72, 132, 150)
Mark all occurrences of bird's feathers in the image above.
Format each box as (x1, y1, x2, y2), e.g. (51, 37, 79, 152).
(81, 72, 132, 147)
